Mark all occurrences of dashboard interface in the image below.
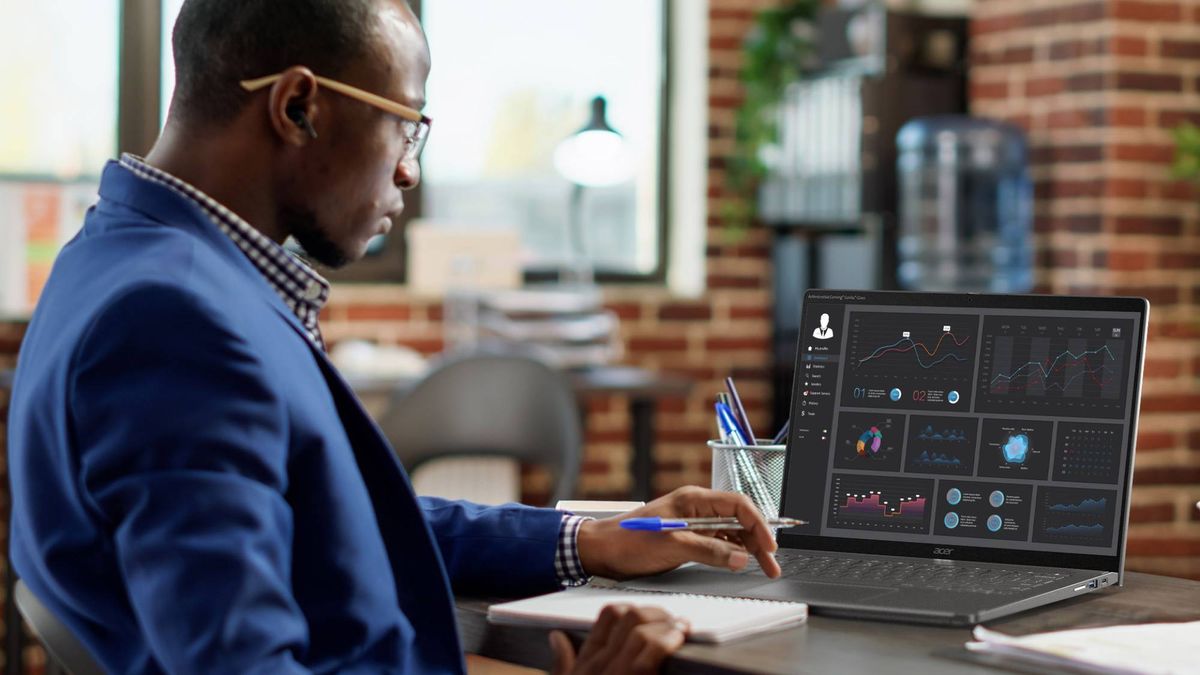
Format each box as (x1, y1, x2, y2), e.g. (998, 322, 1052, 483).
(780, 292, 1145, 558)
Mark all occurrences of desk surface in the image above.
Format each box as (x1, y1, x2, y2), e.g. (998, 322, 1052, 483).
(348, 365, 693, 400)
(457, 572, 1200, 674)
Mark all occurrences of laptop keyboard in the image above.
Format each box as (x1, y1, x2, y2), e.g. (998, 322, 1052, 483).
(760, 551, 1069, 595)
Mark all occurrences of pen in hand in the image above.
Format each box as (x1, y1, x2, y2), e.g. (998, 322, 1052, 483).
(620, 516, 808, 531)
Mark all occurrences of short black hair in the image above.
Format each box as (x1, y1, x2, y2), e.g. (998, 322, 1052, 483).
(169, 0, 379, 125)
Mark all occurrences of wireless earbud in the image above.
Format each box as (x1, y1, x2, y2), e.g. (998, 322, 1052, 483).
(286, 107, 318, 139)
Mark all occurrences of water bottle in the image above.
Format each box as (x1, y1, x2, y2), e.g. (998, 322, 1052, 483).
(896, 116, 1033, 293)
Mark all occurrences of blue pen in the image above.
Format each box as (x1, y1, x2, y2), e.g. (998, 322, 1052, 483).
(714, 402, 748, 446)
(621, 516, 807, 531)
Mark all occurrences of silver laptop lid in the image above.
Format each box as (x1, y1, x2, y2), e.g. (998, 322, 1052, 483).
(777, 291, 1148, 575)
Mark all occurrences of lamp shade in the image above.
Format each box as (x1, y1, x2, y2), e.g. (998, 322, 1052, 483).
(553, 96, 633, 187)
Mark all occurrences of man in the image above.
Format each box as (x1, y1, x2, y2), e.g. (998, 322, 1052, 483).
(7, 1, 781, 673)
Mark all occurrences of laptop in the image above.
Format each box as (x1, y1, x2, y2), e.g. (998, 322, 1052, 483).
(624, 290, 1148, 626)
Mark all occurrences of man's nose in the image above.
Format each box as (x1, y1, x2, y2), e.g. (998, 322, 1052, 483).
(395, 156, 421, 190)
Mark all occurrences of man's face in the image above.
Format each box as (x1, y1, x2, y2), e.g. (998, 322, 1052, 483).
(282, 0, 430, 268)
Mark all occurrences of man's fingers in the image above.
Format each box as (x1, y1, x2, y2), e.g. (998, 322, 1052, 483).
(611, 619, 688, 675)
(578, 603, 629, 662)
(548, 630, 576, 675)
(674, 532, 751, 571)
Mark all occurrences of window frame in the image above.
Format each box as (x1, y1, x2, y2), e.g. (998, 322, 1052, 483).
(127, 0, 671, 285)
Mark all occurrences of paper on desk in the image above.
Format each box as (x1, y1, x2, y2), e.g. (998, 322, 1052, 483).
(966, 621, 1200, 675)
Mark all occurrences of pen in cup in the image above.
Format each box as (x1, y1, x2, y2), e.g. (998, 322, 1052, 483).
(620, 516, 808, 532)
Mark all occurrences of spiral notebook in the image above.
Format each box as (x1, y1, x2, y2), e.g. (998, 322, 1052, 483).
(487, 586, 807, 643)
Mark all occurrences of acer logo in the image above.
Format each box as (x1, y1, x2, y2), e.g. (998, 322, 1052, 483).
(933, 547, 954, 556)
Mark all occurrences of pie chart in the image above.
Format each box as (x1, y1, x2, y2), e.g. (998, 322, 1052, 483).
(856, 427, 884, 456)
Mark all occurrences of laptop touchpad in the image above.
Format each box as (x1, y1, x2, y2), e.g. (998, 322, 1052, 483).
(742, 580, 897, 605)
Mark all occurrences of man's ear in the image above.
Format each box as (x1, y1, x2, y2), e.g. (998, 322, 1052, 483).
(266, 66, 320, 145)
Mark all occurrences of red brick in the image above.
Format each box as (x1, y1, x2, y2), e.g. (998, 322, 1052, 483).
(1135, 430, 1176, 451)
(708, 36, 742, 51)
(1113, 0, 1184, 22)
(344, 304, 411, 321)
(1109, 107, 1147, 127)
(705, 337, 769, 352)
(1033, 145, 1103, 163)
(1047, 109, 1090, 129)
(1066, 72, 1105, 91)
(1159, 110, 1200, 128)
(1048, 215, 1103, 233)
(1040, 179, 1103, 198)
(659, 303, 713, 321)
(1112, 285, 1179, 306)
(1113, 216, 1183, 236)
(1026, 77, 1064, 97)
(1162, 252, 1200, 269)
(1189, 429, 1200, 450)
(1113, 144, 1175, 163)
(708, 95, 741, 110)
(657, 429, 711, 443)
(396, 338, 443, 355)
(1142, 358, 1183, 378)
(709, 8, 755, 21)
(1110, 36, 1149, 56)
(605, 303, 643, 320)
(1107, 250, 1153, 271)
(1049, 38, 1105, 60)
(706, 274, 763, 289)
(1115, 72, 1184, 92)
(654, 460, 685, 473)
(1138, 392, 1200, 413)
(1105, 178, 1149, 198)
(427, 304, 445, 321)
(1161, 181, 1197, 201)
(1129, 503, 1176, 523)
(657, 398, 689, 414)
(971, 14, 1023, 36)
(628, 337, 688, 353)
(1135, 466, 1200, 485)
(1159, 321, 1200, 339)
(580, 460, 611, 475)
(730, 306, 771, 320)
(1161, 40, 1200, 59)
(970, 80, 1009, 101)
(1127, 537, 1200, 556)
(585, 429, 630, 444)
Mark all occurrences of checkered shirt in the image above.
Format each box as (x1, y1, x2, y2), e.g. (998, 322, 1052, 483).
(119, 154, 329, 349)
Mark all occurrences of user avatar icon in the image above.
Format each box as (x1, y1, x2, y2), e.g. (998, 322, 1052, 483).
(812, 313, 834, 340)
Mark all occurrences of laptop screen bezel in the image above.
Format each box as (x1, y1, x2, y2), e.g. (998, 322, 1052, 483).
(775, 290, 1148, 573)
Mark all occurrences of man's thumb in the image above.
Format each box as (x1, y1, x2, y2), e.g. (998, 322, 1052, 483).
(549, 629, 576, 675)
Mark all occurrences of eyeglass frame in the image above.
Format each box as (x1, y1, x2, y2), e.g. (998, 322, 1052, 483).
(239, 72, 432, 160)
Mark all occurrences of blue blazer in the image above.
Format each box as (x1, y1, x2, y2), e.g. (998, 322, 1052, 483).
(8, 161, 565, 674)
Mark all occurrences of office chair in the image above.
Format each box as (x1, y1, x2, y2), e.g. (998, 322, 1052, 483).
(14, 579, 105, 675)
(377, 353, 582, 506)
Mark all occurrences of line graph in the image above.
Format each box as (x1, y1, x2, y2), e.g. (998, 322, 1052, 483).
(1033, 487, 1117, 548)
(977, 316, 1133, 420)
(855, 331, 972, 370)
(841, 311, 980, 412)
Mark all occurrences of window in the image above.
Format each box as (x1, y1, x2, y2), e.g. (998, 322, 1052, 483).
(0, 1, 118, 313)
(416, 0, 668, 283)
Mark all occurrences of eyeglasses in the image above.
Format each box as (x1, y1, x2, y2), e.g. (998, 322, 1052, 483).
(240, 73, 432, 161)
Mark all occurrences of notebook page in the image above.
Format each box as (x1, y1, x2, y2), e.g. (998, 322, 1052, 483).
(488, 586, 807, 644)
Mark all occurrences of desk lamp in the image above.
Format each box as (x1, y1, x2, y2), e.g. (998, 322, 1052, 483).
(552, 96, 632, 286)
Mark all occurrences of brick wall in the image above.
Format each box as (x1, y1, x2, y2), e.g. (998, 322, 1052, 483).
(971, 0, 1200, 579)
(320, 1, 781, 500)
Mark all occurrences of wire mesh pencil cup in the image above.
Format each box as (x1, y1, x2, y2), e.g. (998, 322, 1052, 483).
(708, 440, 787, 519)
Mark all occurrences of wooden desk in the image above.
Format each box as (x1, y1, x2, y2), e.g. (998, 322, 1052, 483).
(456, 572, 1200, 674)
(350, 366, 693, 501)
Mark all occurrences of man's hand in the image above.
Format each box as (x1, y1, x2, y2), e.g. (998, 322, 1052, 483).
(575, 486, 782, 580)
(549, 605, 687, 675)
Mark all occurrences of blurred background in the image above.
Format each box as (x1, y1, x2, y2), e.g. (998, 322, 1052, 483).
(1, 0, 1199, 667)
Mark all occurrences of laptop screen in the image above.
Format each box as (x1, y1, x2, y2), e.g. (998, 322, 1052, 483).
(777, 291, 1148, 573)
